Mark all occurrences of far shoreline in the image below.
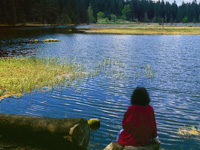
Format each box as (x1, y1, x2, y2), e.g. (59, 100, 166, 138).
(0, 23, 76, 28)
(1, 23, 200, 35)
(77, 23, 200, 35)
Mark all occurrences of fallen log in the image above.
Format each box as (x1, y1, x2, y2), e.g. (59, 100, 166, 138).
(0, 114, 90, 150)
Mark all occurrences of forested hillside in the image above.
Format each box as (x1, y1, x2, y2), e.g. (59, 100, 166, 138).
(0, 0, 200, 25)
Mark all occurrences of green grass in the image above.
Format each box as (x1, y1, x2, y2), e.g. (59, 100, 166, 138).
(0, 57, 155, 100)
(78, 25, 200, 35)
(0, 57, 84, 100)
(43, 39, 61, 42)
(97, 18, 129, 23)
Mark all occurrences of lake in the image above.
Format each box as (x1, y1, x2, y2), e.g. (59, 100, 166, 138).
(0, 26, 200, 150)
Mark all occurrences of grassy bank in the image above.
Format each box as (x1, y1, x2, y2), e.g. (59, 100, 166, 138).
(79, 25, 200, 35)
(0, 57, 85, 100)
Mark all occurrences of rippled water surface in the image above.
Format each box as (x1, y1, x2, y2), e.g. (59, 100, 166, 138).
(0, 27, 200, 150)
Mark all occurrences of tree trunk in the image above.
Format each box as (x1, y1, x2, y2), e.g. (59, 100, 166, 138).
(162, 17, 164, 30)
(0, 114, 90, 150)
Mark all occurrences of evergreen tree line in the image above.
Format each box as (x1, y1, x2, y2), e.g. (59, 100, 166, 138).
(93, 0, 200, 23)
(0, 0, 90, 25)
(0, 0, 200, 25)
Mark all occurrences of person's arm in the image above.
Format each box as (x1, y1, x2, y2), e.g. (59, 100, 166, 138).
(122, 106, 135, 132)
(151, 107, 157, 138)
(151, 107, 161, 144)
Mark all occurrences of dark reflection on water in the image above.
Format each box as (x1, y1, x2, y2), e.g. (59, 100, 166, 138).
(0, 27, 200, 150)
(0, 26, 83, 57)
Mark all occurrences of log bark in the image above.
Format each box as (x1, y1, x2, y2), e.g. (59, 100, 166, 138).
(0, 114, 90, 150)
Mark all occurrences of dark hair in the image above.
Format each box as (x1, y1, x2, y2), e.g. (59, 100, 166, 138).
(131, 87, 150, 106)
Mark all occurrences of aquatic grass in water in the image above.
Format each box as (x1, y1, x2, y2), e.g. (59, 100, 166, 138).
(90, 58, 155, 83)
(144, 64, 155, 78)
(0, 57, 83, 100)
(30, 39, 61, 43)
(0, 57, 155, 100)
(43, 39, 61, 42)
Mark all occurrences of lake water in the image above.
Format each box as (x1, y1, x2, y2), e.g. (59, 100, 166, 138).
(0, 27, 200, 150)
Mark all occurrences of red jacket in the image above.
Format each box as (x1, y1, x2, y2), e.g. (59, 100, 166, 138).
(118, 105, 157, 146)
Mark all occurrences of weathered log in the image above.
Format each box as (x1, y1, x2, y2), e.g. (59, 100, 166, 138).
(104, 142, 160, 150)
(0, 114, 90, 150)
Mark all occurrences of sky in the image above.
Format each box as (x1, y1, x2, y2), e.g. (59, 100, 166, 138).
(125, 0, 199, 6)
(162, 0, 200, 6)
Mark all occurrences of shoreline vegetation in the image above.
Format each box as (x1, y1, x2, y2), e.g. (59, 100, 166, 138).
(1, 23, 200, 35)
(77, 24, 200, 35)
(0, 57, 83, 101)
(0, 57, 154, 101)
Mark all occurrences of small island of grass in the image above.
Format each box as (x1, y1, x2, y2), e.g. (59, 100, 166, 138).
(29, 39, 61, 43)
(43, 39, 61, 42)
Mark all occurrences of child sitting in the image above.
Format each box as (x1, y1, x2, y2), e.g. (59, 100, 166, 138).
(118, 87, 160, 147)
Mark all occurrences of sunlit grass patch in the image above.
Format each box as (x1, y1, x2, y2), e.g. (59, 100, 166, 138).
(0, 92, 23, 100)
(0, 57, 80, 100)
(29, 39, 39, 43)
(43, 39, 61, 42)
(80, 25, 200, 35)
(29, 39, 61, 43)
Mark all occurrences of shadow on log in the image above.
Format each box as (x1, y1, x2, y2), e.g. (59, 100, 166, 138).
(0, 114, 90, 150)
(104, 141, 160, 150)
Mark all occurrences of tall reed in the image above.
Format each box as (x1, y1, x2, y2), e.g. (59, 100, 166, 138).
(0, 57, 155, 100)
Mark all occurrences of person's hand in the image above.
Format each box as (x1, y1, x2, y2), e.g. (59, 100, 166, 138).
(157, 140, 161, 144)
(153, 136, 161, 144)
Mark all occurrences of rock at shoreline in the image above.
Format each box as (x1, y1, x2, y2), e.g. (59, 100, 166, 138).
(103, 141, 124, 150)
(88, 118, 100, 130)
(104, 141, 160, 150)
